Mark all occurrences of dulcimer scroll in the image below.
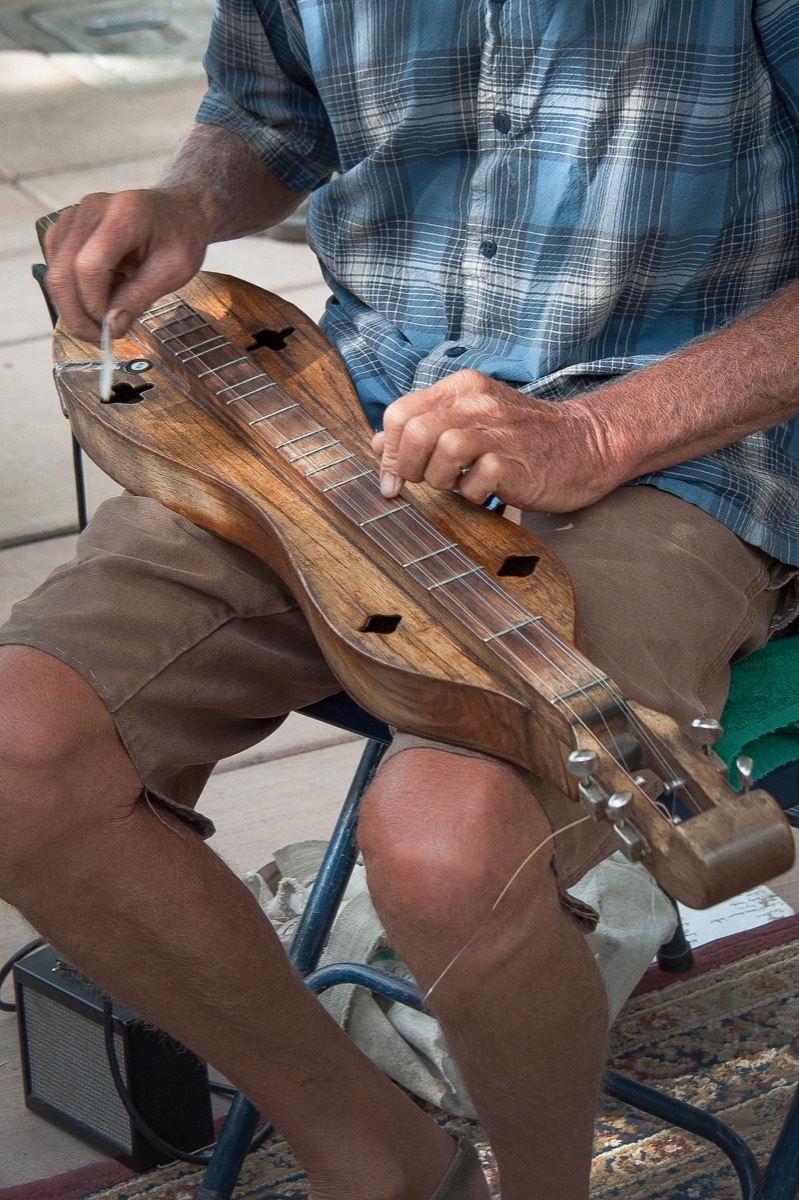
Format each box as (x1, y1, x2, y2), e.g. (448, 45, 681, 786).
(49, 270, 794, 908)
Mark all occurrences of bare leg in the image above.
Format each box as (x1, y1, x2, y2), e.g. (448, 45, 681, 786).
(359, 748, 608, 1200)
(0, 648, 483, 1200)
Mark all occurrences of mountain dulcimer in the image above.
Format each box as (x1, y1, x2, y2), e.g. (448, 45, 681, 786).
(50, 270, 794, 908)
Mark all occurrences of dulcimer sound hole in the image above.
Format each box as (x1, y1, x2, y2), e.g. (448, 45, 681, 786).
(360, 614, 403, 634)
(497, 554, 539, 577)
(246, 327, 295, 353)
(102, 381, 154, 404)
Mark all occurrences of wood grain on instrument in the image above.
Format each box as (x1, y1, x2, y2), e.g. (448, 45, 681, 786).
(49, 272, 794, 907)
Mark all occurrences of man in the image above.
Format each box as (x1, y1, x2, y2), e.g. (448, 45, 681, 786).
(2, 3, 799, 1197)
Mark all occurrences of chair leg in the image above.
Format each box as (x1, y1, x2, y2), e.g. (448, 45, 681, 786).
(195, 737, 388, 1200)
(656, 895, 694, 973)
(194, 1093, 262, 1200)
(289, 738, 388, 976)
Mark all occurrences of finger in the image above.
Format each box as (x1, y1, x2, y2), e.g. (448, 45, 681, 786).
(379, 372, 494, 496)
(379, 391, 440, 497)
(70, 213, 150, 330)
(44, 201, 109, 343)
(42, 204, 77, 263)
(46, 194, 149, 342)
(98, 243, 198, 339)
(45, 191, 202, 344)
(456, 452, 507, 507)
(422, 427, 482, 492)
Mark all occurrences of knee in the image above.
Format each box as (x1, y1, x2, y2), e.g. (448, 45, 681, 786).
(0, 647, 138, 884)
(0, 715, 67, 891)
(358, 749, 556, 939)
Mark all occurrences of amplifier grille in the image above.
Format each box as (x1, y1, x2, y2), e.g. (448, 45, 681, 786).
(23, 985, 133, 1149)
(14, 945, 214, 1170)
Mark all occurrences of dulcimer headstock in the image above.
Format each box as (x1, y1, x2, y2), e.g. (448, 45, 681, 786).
(558, 689, 793, 909)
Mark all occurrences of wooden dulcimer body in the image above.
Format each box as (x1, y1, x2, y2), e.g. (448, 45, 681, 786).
(50, 271, 794, 907)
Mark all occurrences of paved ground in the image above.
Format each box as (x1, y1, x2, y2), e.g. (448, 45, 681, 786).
(0, 24, 329, 545)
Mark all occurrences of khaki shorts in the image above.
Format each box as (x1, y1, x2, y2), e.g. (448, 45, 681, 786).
(2, 485, 796, 889)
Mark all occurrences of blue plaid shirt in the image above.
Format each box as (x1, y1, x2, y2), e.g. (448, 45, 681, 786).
(198, 0, 799, 566)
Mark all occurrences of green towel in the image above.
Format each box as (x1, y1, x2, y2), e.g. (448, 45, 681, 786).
(716, 634, 799, 782)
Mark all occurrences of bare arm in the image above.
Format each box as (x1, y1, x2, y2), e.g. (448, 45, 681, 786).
(44, 123, 308, 344)
(375, 279, 799, 512)
(579, 279, 799, 480)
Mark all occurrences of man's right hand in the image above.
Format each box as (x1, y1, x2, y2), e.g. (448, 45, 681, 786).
(43, 188, 210, 345)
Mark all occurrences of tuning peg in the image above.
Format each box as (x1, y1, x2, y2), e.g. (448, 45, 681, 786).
(735, 755, 754, 793)
(567, 749, 607, 819)
(606, 791, 651, 863)
(607, 791, 634, 820)
(690, 716, 724, 756)
(567, 749, 599, 778)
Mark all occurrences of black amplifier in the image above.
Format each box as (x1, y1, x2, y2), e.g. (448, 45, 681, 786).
(13, 944, 215, 1170)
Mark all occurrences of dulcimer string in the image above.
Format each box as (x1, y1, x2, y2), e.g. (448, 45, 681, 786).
(114, 296, 695, 813)
(422, 811, 593, 1004)
(316, 481, 680, 787)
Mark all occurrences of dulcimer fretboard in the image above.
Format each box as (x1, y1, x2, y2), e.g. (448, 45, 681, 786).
(140, 296, 617, 725)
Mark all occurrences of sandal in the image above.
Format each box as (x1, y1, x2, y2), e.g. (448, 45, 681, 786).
(429, 1136, 483, 1199)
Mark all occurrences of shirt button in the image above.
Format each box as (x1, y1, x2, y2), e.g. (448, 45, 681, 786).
(493, 111, 511, 134)
(480, 239, 498, 259)
(444, 345, 467, 358)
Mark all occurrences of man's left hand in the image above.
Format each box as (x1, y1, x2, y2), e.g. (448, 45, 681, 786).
(372, 369, 621, 513)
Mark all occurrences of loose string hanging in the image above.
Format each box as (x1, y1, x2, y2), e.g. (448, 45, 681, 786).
(422, 812, 593, 1004)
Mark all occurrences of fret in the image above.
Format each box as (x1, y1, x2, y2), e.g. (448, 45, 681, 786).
(485, 630, 591, 703)
(403, 543, 458, 567)
(289, 439, 339, 462)
(409, 545, 468, 574)
(151, 315, 196, 338)
(322, 467, 373, 492)
(217, 373, 273, 396)
(177, 336, 228, 362)
(143, 299, 183, 319)
(319, 463, 377, 499)
(552, 677, 611, 703)
(428, 577, 529, 636)
(306, 453, 358, 477)
(254, 408, 324, 444)
(357, 503, 412, 527)
(427, 565, 483, 590)
(407, 551, 476, 593)
(248, 403, 301, 426)
(245, 400, 295, 420)
(223, 380, 279, 403)
(483, 616, 543, 642)
(275, 427, 326, 450)
(160, 321, 211, 345)
(197, 356, 248, 378)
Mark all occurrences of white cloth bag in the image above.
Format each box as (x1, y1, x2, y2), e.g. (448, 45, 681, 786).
(243, 843, 676, 1119)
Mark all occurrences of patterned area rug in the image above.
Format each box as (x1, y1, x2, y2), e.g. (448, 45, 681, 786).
(5, 916, 799, 1200)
